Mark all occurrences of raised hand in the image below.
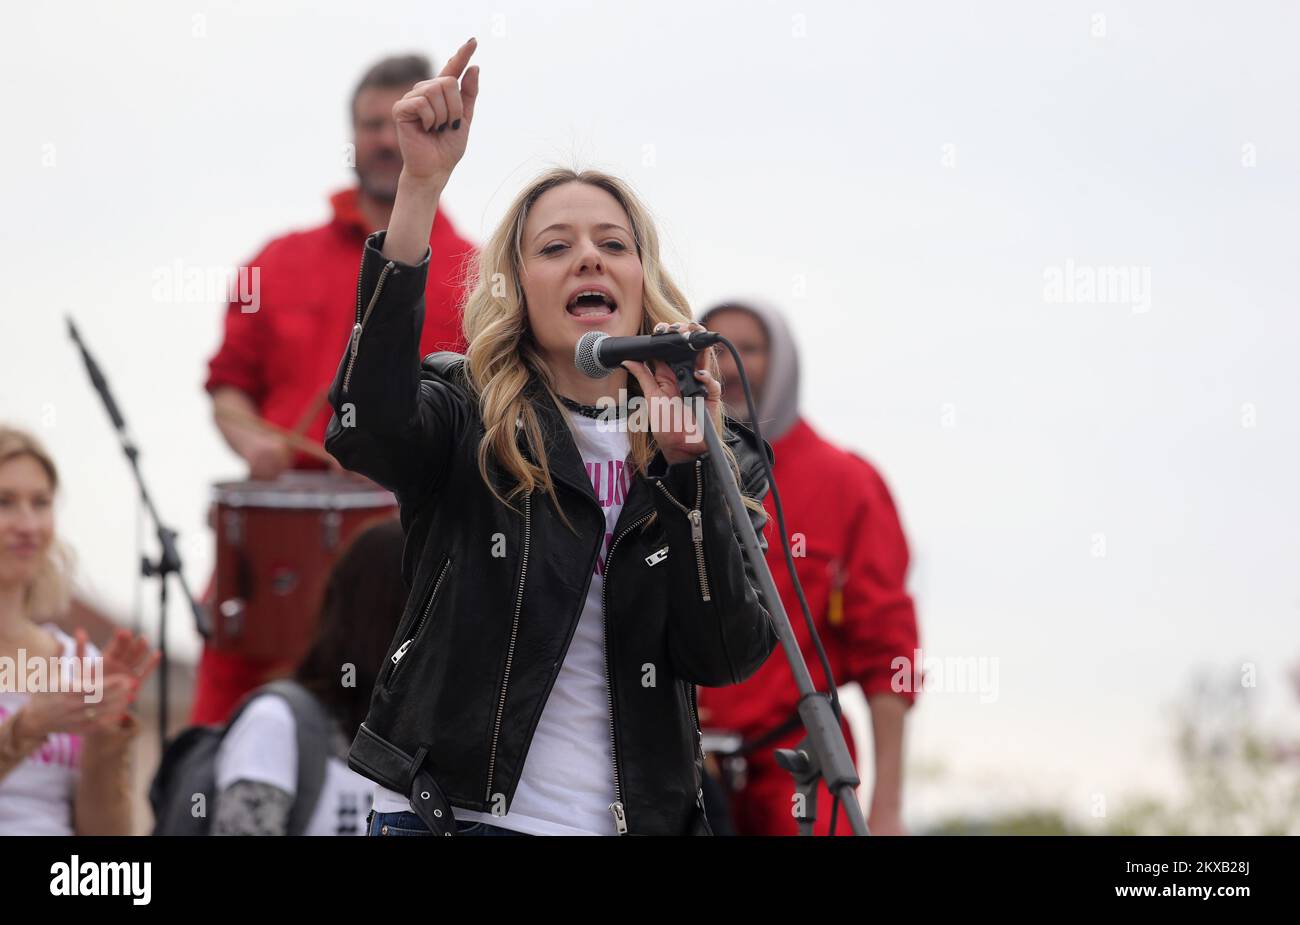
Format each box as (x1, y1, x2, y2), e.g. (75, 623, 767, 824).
(392, 37, 480, 190)
(382, 37, 481, 265)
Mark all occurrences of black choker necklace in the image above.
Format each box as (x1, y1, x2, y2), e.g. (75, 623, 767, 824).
(558, 395, 620, 420)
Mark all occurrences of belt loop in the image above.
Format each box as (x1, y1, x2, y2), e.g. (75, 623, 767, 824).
(406, 745, 456, 836)
(407, 745, 429, 787)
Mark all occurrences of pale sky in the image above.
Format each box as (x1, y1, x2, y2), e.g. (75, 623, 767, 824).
(2, 0, 1297, 828)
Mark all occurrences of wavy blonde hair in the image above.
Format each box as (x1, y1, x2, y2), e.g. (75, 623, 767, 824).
(0, 426, 74, 618)
(460, 168, 755, 525)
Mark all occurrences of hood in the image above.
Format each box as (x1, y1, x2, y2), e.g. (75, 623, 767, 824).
(699, 298, 800, 442)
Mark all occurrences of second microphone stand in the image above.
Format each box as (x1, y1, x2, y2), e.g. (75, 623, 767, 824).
(68, 317, 210, 751)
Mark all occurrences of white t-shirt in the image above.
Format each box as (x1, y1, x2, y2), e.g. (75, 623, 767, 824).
(374, 410, 631, 836)
(0, 625, 99, 836)
(214, 694, 374, 836)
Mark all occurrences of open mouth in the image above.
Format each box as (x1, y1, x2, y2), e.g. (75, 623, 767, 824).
(566, 290, 617, 318)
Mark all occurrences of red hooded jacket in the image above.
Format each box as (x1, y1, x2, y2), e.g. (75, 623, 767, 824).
(698, 418, 918, 735)
(698, 301, 920, 835)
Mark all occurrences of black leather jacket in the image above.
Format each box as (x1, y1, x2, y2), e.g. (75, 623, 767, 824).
(324, 231, 779, 835)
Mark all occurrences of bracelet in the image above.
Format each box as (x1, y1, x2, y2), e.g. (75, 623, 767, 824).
(9, 707, 45, 744)
(0, 710, 45, 769)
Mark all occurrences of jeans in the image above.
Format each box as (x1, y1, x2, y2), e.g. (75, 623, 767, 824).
(367, 809, 530, 837)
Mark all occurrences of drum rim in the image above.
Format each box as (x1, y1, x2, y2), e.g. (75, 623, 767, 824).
(210, 486, 397, 510)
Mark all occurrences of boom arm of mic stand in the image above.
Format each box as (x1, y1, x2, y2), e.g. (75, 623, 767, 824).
(668, 358, 868, 836)
(67, 315, 210, 752)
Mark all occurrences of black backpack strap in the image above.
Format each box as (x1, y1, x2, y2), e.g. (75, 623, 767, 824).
(258, 680, 335, 836)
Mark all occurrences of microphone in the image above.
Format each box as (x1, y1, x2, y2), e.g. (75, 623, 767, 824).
(575, 330, 721, 379)
(67, 316, 128, 432)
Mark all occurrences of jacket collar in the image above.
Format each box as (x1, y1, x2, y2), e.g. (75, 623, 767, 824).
(331, 187, 451, 242)
(528, 388, 602, 509)
(523, 385, 665, 529)
(329, 188, 371, 238)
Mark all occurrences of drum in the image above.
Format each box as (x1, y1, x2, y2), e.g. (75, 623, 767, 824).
(209, 472, 398, 662)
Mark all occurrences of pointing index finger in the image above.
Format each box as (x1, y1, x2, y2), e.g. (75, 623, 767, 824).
(437, 37, 478, 80)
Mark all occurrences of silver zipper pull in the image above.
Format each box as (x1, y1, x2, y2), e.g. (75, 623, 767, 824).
(609, 801, 628, 835)
(688, 510, 703, 544)
(391, 639, 413, 665)
(349, 322, 363, 357)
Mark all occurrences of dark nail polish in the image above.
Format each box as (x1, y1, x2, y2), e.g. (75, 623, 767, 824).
(436, 122, 446, 132)
(452, 119, 461, 130)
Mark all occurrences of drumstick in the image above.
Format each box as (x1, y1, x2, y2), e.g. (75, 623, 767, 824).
(289, 386, 330, 441)
(214, 405, 337, 466)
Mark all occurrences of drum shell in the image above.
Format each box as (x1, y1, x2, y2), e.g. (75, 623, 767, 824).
(209, 477, 397, 663)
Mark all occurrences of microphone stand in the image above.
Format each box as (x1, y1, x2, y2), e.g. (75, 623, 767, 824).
(67, 317, 210, 750)
(667, 356, 868, 836)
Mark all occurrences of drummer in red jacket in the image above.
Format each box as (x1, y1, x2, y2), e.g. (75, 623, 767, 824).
(195, 53, 476, 725)
(698, 299, 921, 836)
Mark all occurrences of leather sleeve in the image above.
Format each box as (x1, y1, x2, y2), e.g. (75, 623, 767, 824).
(324, 231, 471, 512)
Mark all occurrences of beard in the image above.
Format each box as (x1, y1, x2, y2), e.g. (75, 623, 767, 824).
(722, 389, 752, 422)
(355, 154, 402, 202)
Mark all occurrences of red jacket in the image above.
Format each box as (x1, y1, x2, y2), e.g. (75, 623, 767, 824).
(192, 190, 475, 725)
(205, 188, 475, 465)
(698, 416, 919, 766)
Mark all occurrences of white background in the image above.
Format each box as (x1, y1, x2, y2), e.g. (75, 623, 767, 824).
(2, 0, 1296, 829)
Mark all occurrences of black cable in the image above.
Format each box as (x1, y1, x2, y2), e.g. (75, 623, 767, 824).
(714, 334, 848, 833)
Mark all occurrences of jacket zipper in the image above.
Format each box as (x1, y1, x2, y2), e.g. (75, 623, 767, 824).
(484, 493, 531, 805)
(602, 511, 653, 835)
(687, 681, 706, 812)
(342, 259, 396, 395)
(653, 458, 711, 602)
(388, 556, 451, 680)
(685, 680, 703, 760)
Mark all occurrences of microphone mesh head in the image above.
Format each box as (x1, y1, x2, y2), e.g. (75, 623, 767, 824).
(575, 331, 612, 379)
